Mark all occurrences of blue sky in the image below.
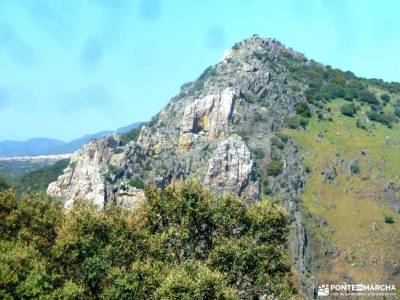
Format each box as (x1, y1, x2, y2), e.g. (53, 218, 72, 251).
(0, 0, 399, 141)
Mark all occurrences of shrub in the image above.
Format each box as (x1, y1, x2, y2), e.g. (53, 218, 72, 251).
(113, 148, 124, 154)
(287, 117, 300, 129)
(109, 165, 123, 176)
(380, 94, 391, 102)
(275, 133, 289, 143)
(241, 90, 258, 103)
(367, 111, 394, 127)
(198, 66, 217, 81)
(350, 163, 360, 175)
(106, 137, 119, 148)
(0, 174, 11, 190)
(394, 108, 400, 119)
(299, 118, 309, 128)
(0, 182, 295, 299)
(120, 127, 142, 145)
(266, 160, 284, 176)
(271, 137, 285, 150)
(253, 148, 265, 160)
(340, 103, 356, 117)
(367, 111, 384, 123)
(358, 90, 379, 105)
(296, 102, 311, 118)
(262, 186, 272, 196)
(254, 112, 263, 123)
(384, 214, 395, 224)
(356, 119, 367, 130)
(305, 166, 312, 174)
(127, 178, 144, 189)
(193, 80, 204, 91)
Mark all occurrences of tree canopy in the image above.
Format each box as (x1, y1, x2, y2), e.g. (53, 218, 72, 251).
(0, 182, 295, 299)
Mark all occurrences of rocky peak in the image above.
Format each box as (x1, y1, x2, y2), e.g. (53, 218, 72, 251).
(47, 35, 317, 296)
(223, 35, 304, 62)
(48, 35, 312, 209)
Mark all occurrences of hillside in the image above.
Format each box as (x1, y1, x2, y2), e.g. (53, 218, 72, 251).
(16, 159, 70, 194)
(46, 36, 400, 298)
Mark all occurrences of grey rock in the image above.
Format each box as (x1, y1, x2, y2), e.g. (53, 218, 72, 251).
(48, 35, 319, 297)
(205, 135, 258, 200)
(323, 166, 337, 182)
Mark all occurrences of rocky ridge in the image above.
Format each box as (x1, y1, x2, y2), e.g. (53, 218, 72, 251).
(48, 35, 318, 296)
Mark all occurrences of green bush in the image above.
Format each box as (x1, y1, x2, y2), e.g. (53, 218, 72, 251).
(367, 111, 394, 127)
(120, 127, 142, 145)
(296, 102, 311, 118)
(380, 94, 391, 102)
(356, 119, 367, 130)
(367, 111, 384, 123)
(241, 90, 258, 103)
(350, 163, 360, 175)
(0, 175, 11, 190)
(340, 103, 356, 117)
(299, 118, 309, 128)
(262, 186, 272, 196)
(266, 160, 284, 176)
(106, 137, 119, 148)
(0, 182, 295, 299)
(271, 137, 285, 150)
(109, 165, 123, 176)
(384, 214, 395, 224)
(394, 108, 400, 119)
(275, 133, 289, 143)
(358, 90, 379, 105)
(254, 112, 263, 123)
(287, 117, 300, 129)
(193, 79, 205, 91)
(127, 178, 145, 189)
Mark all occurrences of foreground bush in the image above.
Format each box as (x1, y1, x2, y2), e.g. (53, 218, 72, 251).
(0, 182, 295, 299)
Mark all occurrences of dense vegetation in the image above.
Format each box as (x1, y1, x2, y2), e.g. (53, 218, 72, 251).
(0, 182, 295, 299)
(16, 159, 69, 194)
(0, 159, 69, 195)
(282, 54, 400, 128)
(287, 99, 400, 291)
(0, 175, 10, 189)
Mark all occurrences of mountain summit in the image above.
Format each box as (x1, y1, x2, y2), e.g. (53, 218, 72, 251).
(48, 35, 400, 297)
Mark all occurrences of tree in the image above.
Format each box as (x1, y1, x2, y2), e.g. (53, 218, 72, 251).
(296, 102, 311, 118)
(0, 175, 10, 190)
(340, 103, 356, 117)
(0, 182, 295, 299)
(266, 160, 284, 176)
(380, 94, 391, 102)
(287, 117, 300, 129)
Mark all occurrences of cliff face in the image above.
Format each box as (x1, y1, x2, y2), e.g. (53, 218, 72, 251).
(47, 35, 400, 298)
(47, 36, 323, 296)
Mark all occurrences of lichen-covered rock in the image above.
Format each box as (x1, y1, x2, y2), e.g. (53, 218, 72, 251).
(47, 138, 113, 208)
(181, 88, 235, 137)
(114, 185, 146, 209)
(205, 135, 258, 199)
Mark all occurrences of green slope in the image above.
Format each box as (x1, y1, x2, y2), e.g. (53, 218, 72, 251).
(286, 98, 400, 293)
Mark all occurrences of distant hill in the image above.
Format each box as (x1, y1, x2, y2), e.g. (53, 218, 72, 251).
(0, 138, 65, 157)
(0, 122, 141, 157)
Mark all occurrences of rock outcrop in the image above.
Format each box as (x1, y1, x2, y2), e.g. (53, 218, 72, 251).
(47, 138, 113, 208)
(205, 135, 258, 199)
(48, 35, 318, 296)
